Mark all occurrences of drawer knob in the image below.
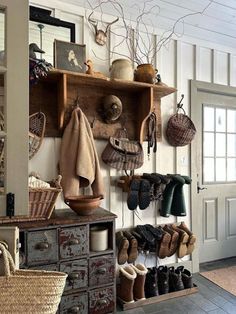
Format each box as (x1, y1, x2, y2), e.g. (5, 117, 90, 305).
(67, 239, 80, 246)
(97, 299, 108, 307)
(35, 242, 49, 251)
(96, 267, 106, 275)
(67, 306, 80, 313)
(68, 272, 80, 281)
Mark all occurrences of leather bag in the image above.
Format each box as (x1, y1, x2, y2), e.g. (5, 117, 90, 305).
(101, 129, 144, 171)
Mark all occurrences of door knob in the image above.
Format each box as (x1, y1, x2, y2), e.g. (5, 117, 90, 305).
(197, 185, 207, 193)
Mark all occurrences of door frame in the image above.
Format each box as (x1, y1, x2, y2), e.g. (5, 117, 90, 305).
(191, 80, 236, 272)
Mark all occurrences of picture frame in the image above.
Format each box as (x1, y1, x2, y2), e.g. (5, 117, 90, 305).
(54, 39, 86, 73)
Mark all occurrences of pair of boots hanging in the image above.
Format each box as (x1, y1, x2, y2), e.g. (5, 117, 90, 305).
(160, 174, 191, 217)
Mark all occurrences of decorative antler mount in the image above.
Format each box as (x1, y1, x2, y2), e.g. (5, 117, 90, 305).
(88, 12, 119, 46)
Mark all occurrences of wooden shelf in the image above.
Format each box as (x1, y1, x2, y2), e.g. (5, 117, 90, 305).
(30, 69, 176, 141)
(118, 284, 198, 311)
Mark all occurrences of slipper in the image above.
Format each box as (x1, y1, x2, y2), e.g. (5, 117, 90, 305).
(139, 179, 151, 210)
(127, 179, 140, 210)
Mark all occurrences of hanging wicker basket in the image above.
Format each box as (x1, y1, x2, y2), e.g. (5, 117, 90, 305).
(166, 109, 196, 147)
(29, 112, 46, 159)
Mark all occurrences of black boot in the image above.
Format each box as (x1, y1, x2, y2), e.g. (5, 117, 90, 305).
(157, 266, 169, 294)
(145, 267, 158, 298)
(169, 266, 184, 292)
(177, 266, 193, 288)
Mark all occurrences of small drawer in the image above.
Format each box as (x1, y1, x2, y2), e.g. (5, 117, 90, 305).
(89, 256, 115, 287)
(27, 229, 58, 265)
(29, 264, 59, 271)
(60, 292, 88, 314)
(60, 259, 88, 292)
(59, 226, 88, 259)
(89, 286, 115, 314)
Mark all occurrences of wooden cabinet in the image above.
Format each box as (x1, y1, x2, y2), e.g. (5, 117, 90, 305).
(30, 69, 176, 142)
(11, 208, 117, 314)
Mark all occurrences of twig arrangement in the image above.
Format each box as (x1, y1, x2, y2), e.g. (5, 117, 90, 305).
(86, 0, 213, 66)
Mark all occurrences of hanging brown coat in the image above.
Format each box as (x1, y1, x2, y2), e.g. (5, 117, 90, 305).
(59, 107, 104, 198)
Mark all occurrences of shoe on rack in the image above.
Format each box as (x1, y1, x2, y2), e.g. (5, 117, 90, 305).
(171, 175, 191, 217)
(144, 224, 163, 241)
(144, 267, 158, 298)
(156, 226, 171, 259)
(127, 179, 140, 210)
(169, 266, 184, 292)
(139, 179, 151, 210)
(157, 265, 169, 295)
(178, 221, 196, 255)
(177, 266, 193, 288)
(123, 230, 138, 263)
(131, 230, 147, 252)
(131, 263, 148, 301)
(116, 231, 129, 265)
(170, 224, 189, 258)
(163, 224, 179, 257)
(117, 265, 137, 303)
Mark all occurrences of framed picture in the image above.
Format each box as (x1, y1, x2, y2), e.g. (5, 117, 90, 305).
(54, 39, 86, 73)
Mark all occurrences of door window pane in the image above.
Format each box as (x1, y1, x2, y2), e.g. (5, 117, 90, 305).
(216, 158, 226, 181)
(227, 109, 236, 132)
(216, 108, 226, 132)
(216, 133, 226, 157)
(204, 132, 214, 157)
(227, 134, 236, 157)
(227, 158, 236, 181)
(204, 107, 214, 131)
(204, 158, 215, 182)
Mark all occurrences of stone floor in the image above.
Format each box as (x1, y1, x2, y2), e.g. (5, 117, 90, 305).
(117, 257, 236, 314)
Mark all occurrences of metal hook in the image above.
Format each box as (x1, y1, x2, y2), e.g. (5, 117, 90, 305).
(177, 94, 184, 109)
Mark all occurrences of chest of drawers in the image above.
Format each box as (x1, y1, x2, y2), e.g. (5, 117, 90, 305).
(14, 208, 117, 314)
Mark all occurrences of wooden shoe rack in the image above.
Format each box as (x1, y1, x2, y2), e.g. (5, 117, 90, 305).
(118, 284, 198, 311)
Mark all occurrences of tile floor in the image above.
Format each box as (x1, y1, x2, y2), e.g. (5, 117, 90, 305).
(117, 257, 236, 314)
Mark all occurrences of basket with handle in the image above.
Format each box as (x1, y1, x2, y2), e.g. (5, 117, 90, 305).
(0, 242, 67, 314)
(166, 96, 196, 147)
(29, 175, 62, 219)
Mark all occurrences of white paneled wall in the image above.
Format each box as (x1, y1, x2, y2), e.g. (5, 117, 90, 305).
(30, 0, 236, 269)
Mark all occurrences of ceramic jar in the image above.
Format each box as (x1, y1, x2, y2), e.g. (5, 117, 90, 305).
(90, 225, 108, 251)
(135, 63, 158, 84)
(110, 58, 134, 81)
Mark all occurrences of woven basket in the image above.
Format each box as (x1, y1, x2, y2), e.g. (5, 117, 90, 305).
(29, 175, 62, 219)
(166, 112, 196, 147)
(0, 243, 67, 314)
(29, 112, 46, 160)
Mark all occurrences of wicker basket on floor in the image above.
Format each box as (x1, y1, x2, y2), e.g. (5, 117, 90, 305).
(29, 175, 62, 219)
(0, 242, 67, 314)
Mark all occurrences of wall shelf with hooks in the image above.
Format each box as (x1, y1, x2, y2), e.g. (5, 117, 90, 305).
(30, 69, 176, 141)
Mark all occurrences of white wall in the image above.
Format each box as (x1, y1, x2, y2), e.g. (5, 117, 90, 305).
(30, 0, 236, 269)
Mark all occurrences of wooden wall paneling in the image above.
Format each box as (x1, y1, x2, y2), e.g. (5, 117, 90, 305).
(214, 50, 229, 85)
(30, 75, 60, 137)
(199, 47, 212, 83)
(229, 54, 236, 87)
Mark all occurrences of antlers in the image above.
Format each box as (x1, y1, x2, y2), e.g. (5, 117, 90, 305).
(88, 12, 119, 46)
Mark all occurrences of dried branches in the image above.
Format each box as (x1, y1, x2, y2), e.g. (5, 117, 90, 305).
(86, 0, 213, 65)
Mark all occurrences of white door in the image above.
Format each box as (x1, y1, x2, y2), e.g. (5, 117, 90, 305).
(0, 0, 29, 217)
(191, 80, 236, 272)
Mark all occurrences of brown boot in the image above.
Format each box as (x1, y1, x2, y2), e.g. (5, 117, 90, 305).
(116, 231, 129, 265)
(170, 224, 189, 258)
(123, 231, 138, 263)
(163, 224, 179, 257)
(117, 265, 137, 303)
(156, 226, 171, 258)
(178, 221, 196, 255)
(131, 264, 148, 300)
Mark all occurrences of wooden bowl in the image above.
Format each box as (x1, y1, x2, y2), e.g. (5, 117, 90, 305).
(65, 195, 102, 216)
